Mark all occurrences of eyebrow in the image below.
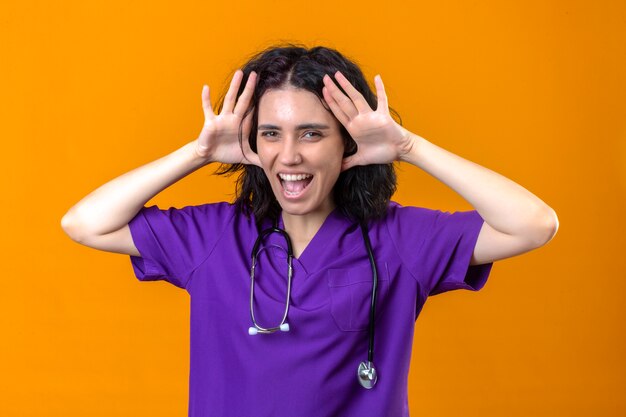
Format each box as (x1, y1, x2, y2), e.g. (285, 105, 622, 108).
(257, 123, 331, 130)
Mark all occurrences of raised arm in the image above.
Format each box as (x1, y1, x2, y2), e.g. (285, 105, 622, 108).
(397, 135, 559, 265)
(61, 141, 211, 255)
(322, 70, 559, 265)
(61, 70, 260, 256)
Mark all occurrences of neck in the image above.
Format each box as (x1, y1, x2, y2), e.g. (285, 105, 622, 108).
(281, 205, 335, 258)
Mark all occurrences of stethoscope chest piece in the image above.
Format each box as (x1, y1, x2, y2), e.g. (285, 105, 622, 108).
(249, 219, 380, 390)
(357, 361, 378, 389)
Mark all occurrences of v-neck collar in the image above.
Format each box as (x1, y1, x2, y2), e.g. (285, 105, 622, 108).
(262, 207, 352, 274)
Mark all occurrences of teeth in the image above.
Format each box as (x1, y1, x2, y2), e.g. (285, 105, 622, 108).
(278, 173, 312, 181)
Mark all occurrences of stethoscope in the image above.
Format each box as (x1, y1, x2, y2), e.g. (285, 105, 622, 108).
(247, 219, 379, 389)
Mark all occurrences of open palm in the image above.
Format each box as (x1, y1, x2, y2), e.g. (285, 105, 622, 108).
(196, 70, 260, 166)
(322, 71, 412, 171)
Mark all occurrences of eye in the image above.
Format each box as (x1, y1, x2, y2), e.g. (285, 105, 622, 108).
(303, 131, 322, 140)
(259, 131, 279, 140)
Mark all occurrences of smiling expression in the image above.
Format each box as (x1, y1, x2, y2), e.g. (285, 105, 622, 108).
(256, 87, 345, 218)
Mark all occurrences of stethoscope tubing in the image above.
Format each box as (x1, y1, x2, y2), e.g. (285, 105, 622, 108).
(248, 219, 379, 388)
(249, 227, 294, 334)
(359, 222, 378, 365)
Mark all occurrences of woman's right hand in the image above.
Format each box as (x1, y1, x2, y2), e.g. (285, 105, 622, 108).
(195, 69, 261, 166)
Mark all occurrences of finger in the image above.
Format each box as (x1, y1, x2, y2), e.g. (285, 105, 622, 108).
(233, 71, 257, 116)
(202, 85, 214, 116)
(240, 120, 262, 167)
(333, 71, 371, 114)
(241, 108, 254, 138)
(222, 70, 243, 114)
(323, 74, 358, 119)
(374, 75, 390, 115)
(322, 86, 350, 127)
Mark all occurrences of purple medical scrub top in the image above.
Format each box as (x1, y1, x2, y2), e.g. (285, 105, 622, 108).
(128, 201, 493, 417)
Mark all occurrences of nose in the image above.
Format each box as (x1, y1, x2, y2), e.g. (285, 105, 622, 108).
(279, 138, 302, 165)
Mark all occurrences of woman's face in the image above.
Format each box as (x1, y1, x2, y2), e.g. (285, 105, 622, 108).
(256, 87, 345, 217)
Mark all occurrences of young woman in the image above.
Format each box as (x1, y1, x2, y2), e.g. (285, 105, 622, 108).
(61, 45, 558, 416)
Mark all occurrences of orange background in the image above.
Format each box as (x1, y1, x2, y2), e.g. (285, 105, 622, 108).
(2, 0, 625, 416)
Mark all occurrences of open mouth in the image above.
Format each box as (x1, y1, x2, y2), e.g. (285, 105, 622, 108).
(278, 173, 313, 197)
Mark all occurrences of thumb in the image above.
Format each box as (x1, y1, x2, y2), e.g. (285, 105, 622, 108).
(341, 155, 356, 172)
(243, 151, 262, 167)
(241, 135, 261, 167)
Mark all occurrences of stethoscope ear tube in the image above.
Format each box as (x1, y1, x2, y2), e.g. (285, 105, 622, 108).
(249, 226, 294, 335)
(251, 227, 294, 256)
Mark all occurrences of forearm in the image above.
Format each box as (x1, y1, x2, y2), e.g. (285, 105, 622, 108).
(61, 140, 210, 238)
(400, 131, 558, 241)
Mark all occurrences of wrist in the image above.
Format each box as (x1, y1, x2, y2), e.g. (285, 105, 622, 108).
(397, 130, 424, 164)
(184, 141, 214, 168)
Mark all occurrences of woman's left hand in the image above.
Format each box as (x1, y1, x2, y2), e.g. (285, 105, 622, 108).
(322, 71, 415, 171)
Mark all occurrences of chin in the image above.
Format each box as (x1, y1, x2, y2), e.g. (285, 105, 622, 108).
(276, 201, 316, 216)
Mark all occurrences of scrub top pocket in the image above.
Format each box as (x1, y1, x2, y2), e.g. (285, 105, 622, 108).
(326, 264, 389, 332)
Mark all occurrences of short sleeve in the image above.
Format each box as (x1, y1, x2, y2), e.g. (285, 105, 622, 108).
(386, 203, 493, 297)
(127, 202, 234, 289)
